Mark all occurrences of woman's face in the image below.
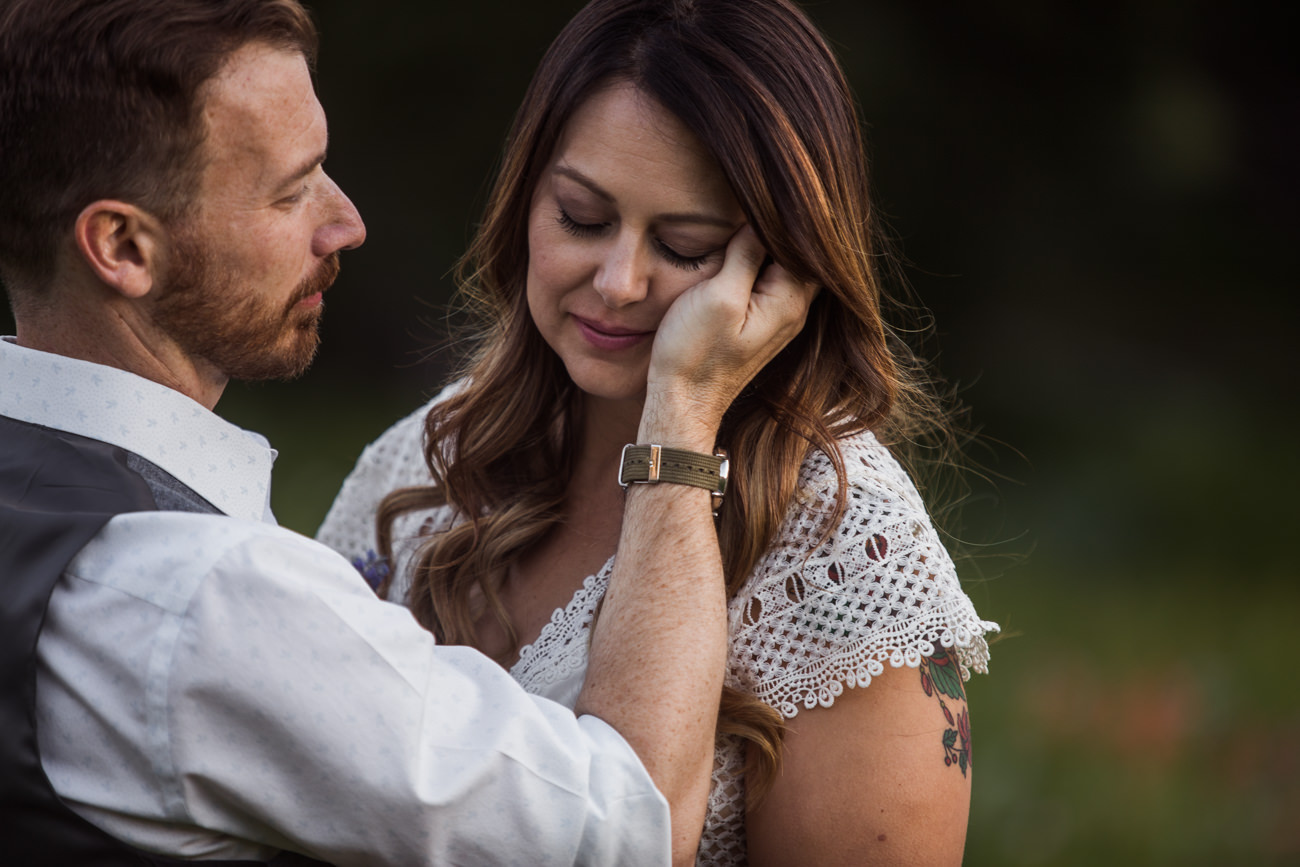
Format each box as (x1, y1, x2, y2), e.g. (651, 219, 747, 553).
(526, 81, 745, 406)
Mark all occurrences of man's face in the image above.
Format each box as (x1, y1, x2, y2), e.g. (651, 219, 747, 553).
(154, 41, 365, 382)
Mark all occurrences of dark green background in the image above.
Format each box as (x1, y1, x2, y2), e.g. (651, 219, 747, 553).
(5, 1, 1295, 862)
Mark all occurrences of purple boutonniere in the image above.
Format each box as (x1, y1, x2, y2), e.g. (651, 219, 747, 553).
(351, 549, 391, 593)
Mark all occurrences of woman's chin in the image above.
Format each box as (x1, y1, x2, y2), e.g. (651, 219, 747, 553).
(564, 363, 650, 406)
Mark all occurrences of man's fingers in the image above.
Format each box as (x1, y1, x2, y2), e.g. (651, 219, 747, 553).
(701, 225, 766, 318)
(746, 260, 818, 342)
(720, 224, 766, 276)
(644, 228, 818, 428)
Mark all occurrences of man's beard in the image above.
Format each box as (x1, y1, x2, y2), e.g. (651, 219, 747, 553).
(154, 232, 340, 382)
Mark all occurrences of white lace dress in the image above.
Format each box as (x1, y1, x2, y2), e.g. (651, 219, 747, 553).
(316, 394, 999, 866)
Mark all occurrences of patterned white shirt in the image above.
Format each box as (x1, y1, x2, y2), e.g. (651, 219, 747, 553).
(0, 337, 669, 866)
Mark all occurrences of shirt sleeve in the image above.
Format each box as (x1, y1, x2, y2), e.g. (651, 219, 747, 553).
(38, 513, 670, 866)
(726, 434, 999, 719)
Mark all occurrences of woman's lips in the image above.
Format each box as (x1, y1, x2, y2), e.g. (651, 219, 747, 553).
(573, 315, 653, 351)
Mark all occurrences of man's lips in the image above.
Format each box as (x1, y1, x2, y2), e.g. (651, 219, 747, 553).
(290, 254, 341, 311)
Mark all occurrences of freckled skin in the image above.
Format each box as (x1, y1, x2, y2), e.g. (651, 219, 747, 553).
(152, 42, 366, 396)
(193, 43, 360, 308)
(525, 81, 746, 416)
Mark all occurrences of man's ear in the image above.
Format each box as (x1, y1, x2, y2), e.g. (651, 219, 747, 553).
(73, 200, 167, 299)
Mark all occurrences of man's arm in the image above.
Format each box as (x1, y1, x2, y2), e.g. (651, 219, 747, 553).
(576, 226, 815, 864)
(42, 514, 673, 867)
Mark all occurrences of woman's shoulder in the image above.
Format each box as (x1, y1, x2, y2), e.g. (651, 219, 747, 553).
(314, 381, 462, 554)
(728, 427, 998, 717)
(359, 380, 467, 470)
(771, 428, 945, 582)
(792, 428, 930, 523)
(344, 379, 471, 486)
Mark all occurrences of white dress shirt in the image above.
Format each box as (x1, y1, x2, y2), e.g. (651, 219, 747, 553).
(0, 337, 669, 866)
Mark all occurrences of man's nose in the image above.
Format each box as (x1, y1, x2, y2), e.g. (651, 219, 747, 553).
(313, 175, 366, 256)
(592, 231, 648, 309)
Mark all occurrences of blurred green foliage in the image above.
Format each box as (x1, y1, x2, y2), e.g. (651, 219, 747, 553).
(5, 0, 1295, 863)
(966, 571, 1300, 865)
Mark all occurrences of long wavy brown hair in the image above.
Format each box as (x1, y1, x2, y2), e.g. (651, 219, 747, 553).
(379, 0, 957, 806)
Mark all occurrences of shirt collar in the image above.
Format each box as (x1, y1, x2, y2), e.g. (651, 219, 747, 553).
(0, 337, 277, 522)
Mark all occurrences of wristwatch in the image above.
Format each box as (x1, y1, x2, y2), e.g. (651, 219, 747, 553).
(618, 444, 729, 515)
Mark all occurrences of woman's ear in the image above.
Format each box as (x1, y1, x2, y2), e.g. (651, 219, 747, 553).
(73, 200, 166, 299)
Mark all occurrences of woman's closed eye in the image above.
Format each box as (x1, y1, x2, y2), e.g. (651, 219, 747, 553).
(653, 238, 710, 271)
(557, 207, 607, 238)
(557, 206, 714, 272)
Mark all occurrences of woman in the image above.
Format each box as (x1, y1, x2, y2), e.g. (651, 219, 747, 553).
(319, 0, 998, 863)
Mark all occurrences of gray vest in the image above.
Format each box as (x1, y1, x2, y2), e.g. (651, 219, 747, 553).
(0, 413, 327, 866)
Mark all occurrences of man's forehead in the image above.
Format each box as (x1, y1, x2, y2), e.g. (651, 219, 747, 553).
(204, 42, 318, 126)
(198, 42, 325, 186)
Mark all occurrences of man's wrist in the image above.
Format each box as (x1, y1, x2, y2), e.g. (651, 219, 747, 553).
(638, 389, 724, 452)
(619, 444, 729, 517)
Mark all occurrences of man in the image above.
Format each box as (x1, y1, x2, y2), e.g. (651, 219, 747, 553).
(0, 1, 812, 865)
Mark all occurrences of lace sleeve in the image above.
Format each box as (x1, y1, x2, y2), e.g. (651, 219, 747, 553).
(315, 389, 455, 601)
(727, 431, 999, 719)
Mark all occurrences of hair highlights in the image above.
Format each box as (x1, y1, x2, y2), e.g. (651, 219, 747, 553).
(381, 0, 959, 805)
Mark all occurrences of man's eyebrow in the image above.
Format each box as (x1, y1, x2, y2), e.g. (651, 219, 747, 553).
(275, 148, 327, 193)
(553, 163, 739, 229)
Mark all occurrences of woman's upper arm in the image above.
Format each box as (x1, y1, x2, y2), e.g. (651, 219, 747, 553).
(736, 438, 995, 865)
(745, 648, 974, 866)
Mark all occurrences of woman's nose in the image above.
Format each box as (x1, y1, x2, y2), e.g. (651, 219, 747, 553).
(592, 231, 649, 309)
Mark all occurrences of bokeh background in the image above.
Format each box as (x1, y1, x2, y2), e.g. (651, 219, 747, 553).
(7, 1, 1295, 863)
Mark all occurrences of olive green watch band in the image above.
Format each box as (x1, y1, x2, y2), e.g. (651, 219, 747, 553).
(618, 444, 730, 512)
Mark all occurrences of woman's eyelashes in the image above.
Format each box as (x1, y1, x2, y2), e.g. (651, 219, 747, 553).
(652, 239, 708, 271)
(556, 207, 606, 238)
(556, 206, 713, 272)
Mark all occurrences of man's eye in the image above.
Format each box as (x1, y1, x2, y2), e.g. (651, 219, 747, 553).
(279, 184, 310, 206)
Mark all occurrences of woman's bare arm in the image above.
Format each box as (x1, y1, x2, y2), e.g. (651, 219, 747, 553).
(746, 651, 975, 866)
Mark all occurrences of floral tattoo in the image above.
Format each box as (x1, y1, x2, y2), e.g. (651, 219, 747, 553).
(921, 647, 971, 776)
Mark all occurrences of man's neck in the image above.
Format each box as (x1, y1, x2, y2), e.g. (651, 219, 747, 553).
(15, 300, 228, 410)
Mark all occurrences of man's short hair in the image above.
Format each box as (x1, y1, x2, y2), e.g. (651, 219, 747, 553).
(0, 0, 318, 295)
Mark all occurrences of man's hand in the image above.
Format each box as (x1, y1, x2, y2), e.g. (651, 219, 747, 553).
(641, 225, 816, 446)
(585, 225, 815, 864)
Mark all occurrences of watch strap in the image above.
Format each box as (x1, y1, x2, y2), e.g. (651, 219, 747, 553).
(618, 444, 729, 497)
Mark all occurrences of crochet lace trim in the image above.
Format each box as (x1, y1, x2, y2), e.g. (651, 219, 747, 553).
(316, 403, 998, 867)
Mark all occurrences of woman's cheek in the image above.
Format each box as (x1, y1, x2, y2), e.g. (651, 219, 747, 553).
(529, 226, 591, 294)
(658, 261, 721, 307)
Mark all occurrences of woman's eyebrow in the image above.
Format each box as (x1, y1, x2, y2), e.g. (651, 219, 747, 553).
(553, 164, 614, 202)
(552, 163, 739, 229)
